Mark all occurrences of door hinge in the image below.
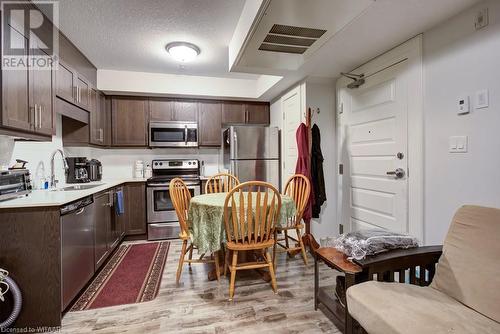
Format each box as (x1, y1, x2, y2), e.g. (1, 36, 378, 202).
(339, 224, 344, 234)
(339, 164, 343, 175)
(339, 102, 343, 114)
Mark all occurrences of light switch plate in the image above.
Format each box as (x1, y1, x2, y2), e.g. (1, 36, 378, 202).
(450, 136, 468, 153)
(475, 89, 489, 109)
(475, 8, 489, 30)
(457, 96, 470, 115)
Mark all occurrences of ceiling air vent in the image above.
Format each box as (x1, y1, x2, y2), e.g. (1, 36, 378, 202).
(259, 24, 327, 54)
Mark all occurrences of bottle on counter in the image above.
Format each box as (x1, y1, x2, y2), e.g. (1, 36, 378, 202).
(144, 164, 152, 178)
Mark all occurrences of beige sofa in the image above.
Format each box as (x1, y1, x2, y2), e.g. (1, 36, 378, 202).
(347, 205, 500, 334)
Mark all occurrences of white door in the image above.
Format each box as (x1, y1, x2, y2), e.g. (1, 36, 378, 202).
(282, 86, 303, 187)
(340, 60, 410, 234)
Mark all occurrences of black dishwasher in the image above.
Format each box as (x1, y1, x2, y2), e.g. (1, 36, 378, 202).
(61, 196, 95, 311)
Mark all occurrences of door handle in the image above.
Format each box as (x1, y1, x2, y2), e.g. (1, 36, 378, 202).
(75, 207, 85, 215)
(184, 125, 188, 145)
(387, 168, 405, 179)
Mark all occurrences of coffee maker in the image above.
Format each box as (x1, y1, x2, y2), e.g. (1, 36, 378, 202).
(66, 157, 90, 183)
(86, 159, 102, 181)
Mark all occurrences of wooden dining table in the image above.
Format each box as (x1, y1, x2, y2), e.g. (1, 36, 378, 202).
(188, 192, 297, 281)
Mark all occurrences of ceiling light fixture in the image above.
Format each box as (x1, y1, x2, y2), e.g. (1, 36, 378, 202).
(165, 42, 200, 62)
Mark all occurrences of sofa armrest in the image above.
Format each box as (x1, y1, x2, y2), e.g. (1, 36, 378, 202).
(354, 246, 443, 285)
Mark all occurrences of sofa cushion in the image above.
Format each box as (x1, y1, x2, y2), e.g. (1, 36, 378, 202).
(431, 205, 500, 322)
(347, 281, 500, 334)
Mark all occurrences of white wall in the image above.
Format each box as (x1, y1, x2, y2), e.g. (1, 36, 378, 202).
(1, 114, 67, 188)
(270, 81, 337, 239)
(66, 146, 220, 179)
(305, 82, 337, 239)
(423, 0, 500, 244)
(0, 116, 220, 188)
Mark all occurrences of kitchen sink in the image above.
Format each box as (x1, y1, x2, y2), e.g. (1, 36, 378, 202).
(57, 184, 105, 191)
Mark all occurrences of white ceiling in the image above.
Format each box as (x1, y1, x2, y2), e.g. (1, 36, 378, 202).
(53, 0, 482, 101)
(232, 0, 481, 101)
(56, 0, 247, 77)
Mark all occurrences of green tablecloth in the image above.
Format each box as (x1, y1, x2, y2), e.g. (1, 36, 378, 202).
(188, 192, 296, 253)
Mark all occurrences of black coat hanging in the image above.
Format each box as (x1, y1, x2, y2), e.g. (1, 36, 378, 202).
(311, 124, 326, 218)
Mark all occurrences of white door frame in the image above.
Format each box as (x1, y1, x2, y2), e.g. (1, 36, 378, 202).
(280, 83, 306, 189)
(336, 35, 424, 242)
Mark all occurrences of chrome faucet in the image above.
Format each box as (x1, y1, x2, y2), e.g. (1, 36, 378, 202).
(50, 149, 69, 189)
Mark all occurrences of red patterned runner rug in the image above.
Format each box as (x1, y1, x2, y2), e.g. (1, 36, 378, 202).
(70, 241, 170, 311)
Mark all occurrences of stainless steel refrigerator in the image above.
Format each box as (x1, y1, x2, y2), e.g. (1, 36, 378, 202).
(222, 126, 280, 189)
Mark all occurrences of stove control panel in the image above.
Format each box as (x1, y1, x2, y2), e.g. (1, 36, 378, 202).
(152, 159, 198, 170)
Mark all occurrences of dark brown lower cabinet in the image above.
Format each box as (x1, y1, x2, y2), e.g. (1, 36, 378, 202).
(94, 190, 113, 270)
(124, 183, 147, 235)
(111, 185, 126, 246)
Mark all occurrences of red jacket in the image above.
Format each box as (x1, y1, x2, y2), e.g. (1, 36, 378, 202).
(295, 123, 314, 220)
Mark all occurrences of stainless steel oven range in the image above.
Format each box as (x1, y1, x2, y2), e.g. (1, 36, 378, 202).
(146, 159, 200, 240)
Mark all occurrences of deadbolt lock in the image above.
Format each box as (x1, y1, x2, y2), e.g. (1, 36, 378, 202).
(397, 152, 404, 160)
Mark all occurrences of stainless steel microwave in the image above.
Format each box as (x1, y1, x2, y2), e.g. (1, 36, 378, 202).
(149, 122, 198, 148)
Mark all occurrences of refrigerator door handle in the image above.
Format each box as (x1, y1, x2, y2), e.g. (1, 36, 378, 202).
(233, 131, 238, 160)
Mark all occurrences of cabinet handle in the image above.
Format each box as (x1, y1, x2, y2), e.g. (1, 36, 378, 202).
(34, 104, 38, 128)
(100, 128, 104, 142)
(38, 105, 42, 129)
(29, 105, 35, 128)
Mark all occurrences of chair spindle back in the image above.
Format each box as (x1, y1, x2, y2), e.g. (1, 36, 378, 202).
(283, 174, 311, 227)
(205, 173, 240, 193)
(169, 178, 192, 235)
(223, 181, 281, 245)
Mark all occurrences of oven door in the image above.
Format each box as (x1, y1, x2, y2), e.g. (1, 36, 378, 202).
(146, 182, 200, 223)
(149, 122, 198, 147)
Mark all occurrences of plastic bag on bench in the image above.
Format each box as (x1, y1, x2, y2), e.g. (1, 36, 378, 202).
(327, 229, 419, 260)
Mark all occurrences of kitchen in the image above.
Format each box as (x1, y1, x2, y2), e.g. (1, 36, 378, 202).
(1, 0, 499, 333)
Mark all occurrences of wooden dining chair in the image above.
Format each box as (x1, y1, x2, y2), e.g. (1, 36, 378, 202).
(169, 178, 220, 284)
(205, 173, 240, 193)
(223, 181, 282, 300)
(276, 174, 311, 265)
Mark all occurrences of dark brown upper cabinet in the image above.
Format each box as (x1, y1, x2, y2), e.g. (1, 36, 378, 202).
(222, 102, 246, 124)
(56, 61, 75, 103)
(198, 102, 222, 146)
(222, 102, 270, 125)
(30, 47, 54, 136)
(149, 99, 174, 121)
(148, 99, 198, 122)
(1, 25, 53, 136)
(174, 101, 198, 121)
(111, 97, 148, 147)
(246, 103, 270, 124)
(89, 88, 100, 145)
(2, 27, 31, 132)
(90, 90, 111, 146)
(56, 60, 91, 111)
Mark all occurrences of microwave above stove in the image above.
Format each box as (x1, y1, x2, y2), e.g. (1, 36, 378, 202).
(149, 121, 198, 148)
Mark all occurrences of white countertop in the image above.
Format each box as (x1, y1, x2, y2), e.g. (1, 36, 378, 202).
(0, 178, 148, 209)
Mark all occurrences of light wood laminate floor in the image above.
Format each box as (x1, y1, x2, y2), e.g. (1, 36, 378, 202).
(58, 240, 340, 333)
